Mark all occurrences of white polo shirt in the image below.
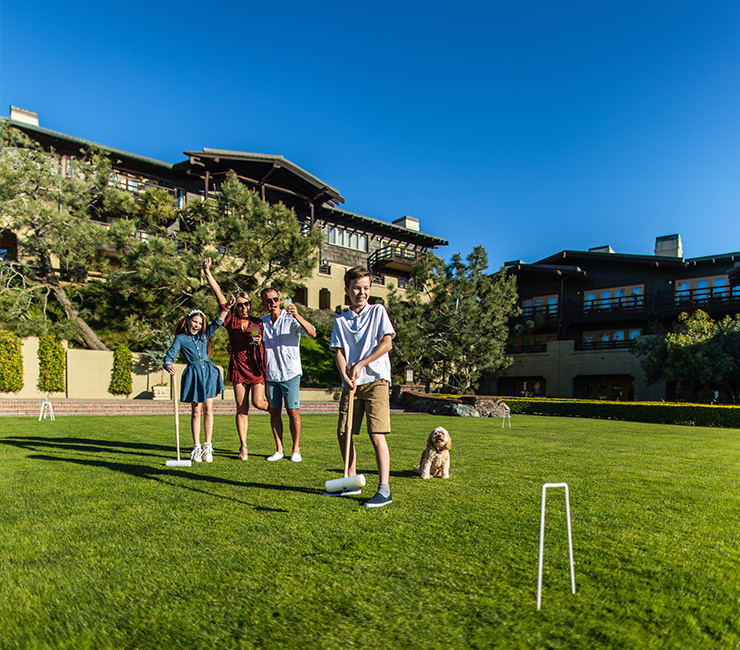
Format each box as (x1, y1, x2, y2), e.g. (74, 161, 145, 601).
(261, 309, 305, 382)
(330, 303, 396, 386)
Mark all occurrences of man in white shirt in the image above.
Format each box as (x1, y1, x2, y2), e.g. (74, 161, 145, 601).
(260, 288, 317, 462)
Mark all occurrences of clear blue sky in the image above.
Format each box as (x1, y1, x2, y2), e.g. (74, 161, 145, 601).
(3, 1, 740, 268)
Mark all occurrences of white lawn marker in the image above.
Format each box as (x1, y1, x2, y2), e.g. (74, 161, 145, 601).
(537, 482, 576, 610)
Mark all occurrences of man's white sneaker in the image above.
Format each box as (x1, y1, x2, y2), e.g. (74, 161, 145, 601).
(202, 444, 213, 463)
(266, 451, 284, 461)
(291, 452, 302, 462)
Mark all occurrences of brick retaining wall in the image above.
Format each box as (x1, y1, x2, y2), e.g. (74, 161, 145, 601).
(0, 399, 340, 417)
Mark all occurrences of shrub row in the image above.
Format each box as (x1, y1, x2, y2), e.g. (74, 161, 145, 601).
(502, 396, 740, 428)
(0, 331, 23, 392)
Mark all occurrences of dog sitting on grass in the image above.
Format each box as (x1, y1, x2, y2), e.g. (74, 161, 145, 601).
(413, 426, 451, 479)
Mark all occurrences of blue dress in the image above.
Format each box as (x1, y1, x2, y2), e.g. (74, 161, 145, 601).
(163, 316, 225, 403)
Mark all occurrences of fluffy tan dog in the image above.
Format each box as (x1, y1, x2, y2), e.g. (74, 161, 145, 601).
(413, 426, 451, 479)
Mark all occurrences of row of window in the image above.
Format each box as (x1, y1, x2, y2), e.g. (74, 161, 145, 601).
(584, 284, 643, 310)
(328, 227, 368, 252)
(513, 334, 556, 349)
(522, 277, 740, 315)
(109, 173, 187, 209)
(583, 328, 641, 345)
(675, 275, 740, 301)
(520, 295, 558, 318)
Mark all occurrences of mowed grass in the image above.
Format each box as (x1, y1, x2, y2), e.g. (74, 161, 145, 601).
(0, 413, 738, 650)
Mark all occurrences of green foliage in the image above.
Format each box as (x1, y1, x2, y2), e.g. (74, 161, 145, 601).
(108, 343, 133, 396)
(0, 125, 113, 348)
(0, 330, 23, 392)
(504, 395, 740, 427)
(37, 333, 65, 393)
(632, 309, 740, 402)
(0, 414, 738, 649)
(1, 130, 323, 353)
(388, 246, 519, 393)
(101, 171, 324, 349)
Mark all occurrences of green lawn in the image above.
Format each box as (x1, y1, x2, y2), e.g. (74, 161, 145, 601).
(0, 413, 738, 649)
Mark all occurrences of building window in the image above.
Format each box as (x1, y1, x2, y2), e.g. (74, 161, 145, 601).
(511, 334, 555, 352)
(319, 288, 331, 310)
(584, 285, 644, 311)
(675, 275, 730, 304)
(294, 287, 307, 306)
(521, 294, 558, 318)
(328, 227, 367, 252)
(582, 328, 641, 349)
(0, 230, 18, 261)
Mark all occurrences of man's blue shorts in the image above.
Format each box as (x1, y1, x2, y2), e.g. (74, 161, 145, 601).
(266, 375, 301, 410)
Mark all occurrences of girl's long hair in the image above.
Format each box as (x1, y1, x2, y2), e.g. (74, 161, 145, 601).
(175, 310, 207, 337)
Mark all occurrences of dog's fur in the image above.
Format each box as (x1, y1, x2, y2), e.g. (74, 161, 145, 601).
(413, 426, 451, 479)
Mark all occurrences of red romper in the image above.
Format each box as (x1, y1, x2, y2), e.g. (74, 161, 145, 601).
(222, 312, 265, 384)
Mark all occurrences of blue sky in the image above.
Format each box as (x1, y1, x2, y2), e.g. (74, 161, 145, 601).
(2, 1, 740, 268)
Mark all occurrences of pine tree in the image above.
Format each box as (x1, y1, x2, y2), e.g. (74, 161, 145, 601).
(388, 246, 519, 394)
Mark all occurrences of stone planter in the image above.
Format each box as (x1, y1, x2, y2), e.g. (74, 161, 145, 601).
(152, 385, 170, 401)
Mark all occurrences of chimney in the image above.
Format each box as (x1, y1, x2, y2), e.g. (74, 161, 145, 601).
(10, 106, 39, 127)
(654, 234, 683, 258)
(588, 245, 615, 254)
(392, 215, 419, 231)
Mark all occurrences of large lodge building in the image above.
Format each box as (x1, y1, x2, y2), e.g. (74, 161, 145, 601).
(0, 106, 447, 312)
(3, 107, 740, 402)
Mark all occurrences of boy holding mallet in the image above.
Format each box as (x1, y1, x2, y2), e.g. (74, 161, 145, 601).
(329, 266, 396, 508)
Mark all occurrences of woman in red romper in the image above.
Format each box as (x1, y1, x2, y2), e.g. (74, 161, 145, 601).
(203, 258, 269, 460)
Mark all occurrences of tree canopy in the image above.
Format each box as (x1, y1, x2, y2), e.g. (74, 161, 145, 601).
(0, 124, 324, 352)
(387, 246, 519, 394)
(632, 309, 740, 403)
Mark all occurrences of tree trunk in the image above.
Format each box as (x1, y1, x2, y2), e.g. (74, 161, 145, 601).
(50, 284, 109, 351)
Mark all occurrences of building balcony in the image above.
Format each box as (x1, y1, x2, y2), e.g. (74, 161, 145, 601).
(367, 246, 420, 274)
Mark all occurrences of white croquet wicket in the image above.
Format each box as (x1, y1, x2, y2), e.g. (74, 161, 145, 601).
(38, 398, 56, 421)
(501, 403, 511, 428)
(537, 482, 576, 610)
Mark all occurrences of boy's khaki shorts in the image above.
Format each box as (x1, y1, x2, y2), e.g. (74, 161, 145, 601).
(337, 380, 391, 435)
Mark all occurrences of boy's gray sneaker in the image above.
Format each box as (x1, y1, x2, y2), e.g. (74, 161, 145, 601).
(323, 488, 362, 497)
(363, 491, 392, 508)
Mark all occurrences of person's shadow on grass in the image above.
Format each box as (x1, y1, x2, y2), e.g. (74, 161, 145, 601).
(20, 449, 328, 513)
(0, 435, 169, 457)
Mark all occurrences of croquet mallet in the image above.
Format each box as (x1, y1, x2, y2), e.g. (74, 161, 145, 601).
(324, 383, 365, 492)
(165, 372, 192, 468)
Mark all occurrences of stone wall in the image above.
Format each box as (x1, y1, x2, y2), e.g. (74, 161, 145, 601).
(396, 390, 510, 417)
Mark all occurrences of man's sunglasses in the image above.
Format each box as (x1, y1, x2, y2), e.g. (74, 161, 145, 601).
(265, 297, 280, 304)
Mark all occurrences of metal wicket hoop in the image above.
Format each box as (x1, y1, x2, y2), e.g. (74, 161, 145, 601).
(537, 482, 576, 610)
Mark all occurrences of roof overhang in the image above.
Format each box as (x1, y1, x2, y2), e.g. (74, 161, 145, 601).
(181, 148, 344, 207)
(319, 205, 447, 249)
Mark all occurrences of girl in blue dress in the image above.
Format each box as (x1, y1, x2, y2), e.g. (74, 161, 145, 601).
(163, 298, 233, 463)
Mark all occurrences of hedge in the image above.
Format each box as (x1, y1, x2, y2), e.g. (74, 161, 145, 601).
(0, 330, 24, 393)
(109, 343, 133, 396)
(37, 333, 66, 393)
(502, 396, 740, 428)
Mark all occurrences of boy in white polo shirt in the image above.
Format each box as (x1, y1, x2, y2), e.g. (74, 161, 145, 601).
(329, 267, 396, 508)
